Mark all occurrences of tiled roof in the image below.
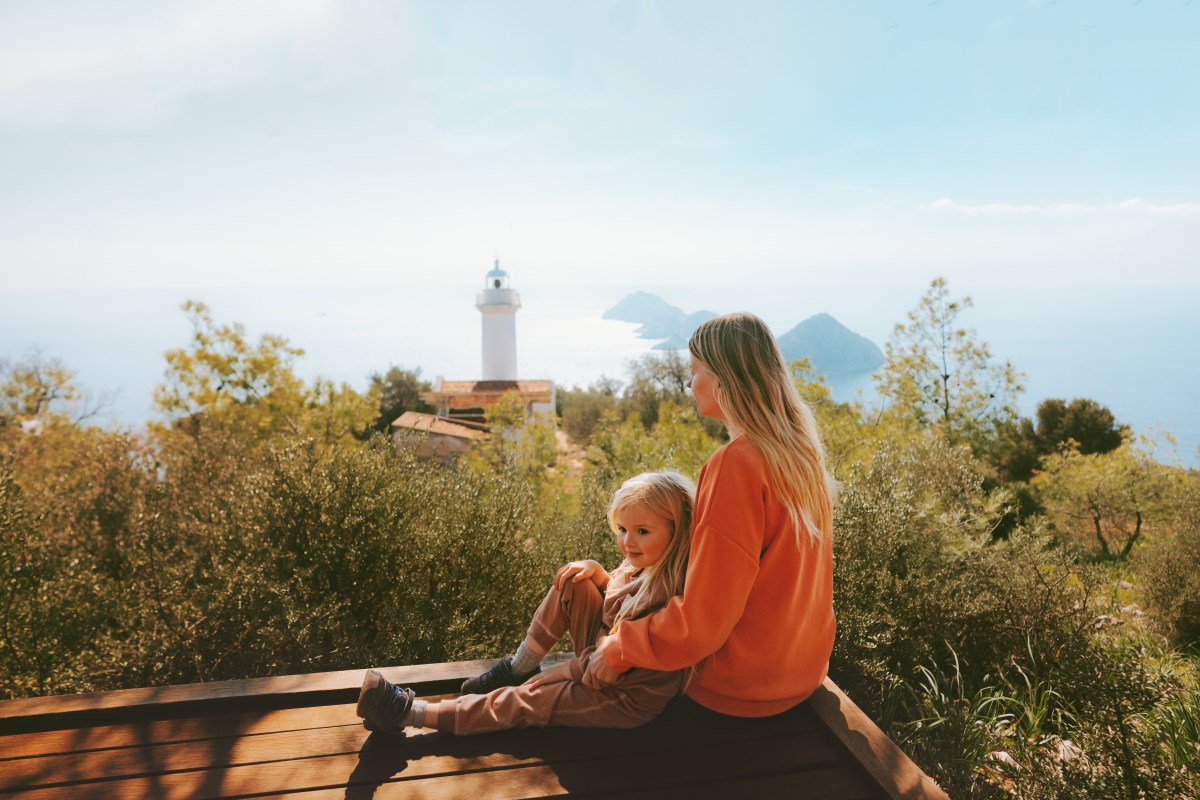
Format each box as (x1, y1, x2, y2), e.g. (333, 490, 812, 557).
(433, 380, 553, 395)
(424, 380, 554, 405)
(392, 411, 487, 440)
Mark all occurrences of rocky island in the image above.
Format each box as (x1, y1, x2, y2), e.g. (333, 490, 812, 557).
(603, 292, 883, 379)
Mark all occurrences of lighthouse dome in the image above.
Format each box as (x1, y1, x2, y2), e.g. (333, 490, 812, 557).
(485, 258, 510, 289)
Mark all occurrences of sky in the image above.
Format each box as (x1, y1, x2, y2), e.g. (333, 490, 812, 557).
(1, 0, 1198, 291)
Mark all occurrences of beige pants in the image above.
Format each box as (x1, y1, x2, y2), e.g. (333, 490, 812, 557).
(438, 579, 684, 736)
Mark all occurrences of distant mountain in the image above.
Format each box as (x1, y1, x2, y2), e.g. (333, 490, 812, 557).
(602, 291, 718, 351)
(603, 293, 883, 376)
(777, 313, 884, 378)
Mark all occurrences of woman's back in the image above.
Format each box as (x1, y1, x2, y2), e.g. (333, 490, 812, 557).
(684, 436, 834, 715)
(609, 436, 834, 717)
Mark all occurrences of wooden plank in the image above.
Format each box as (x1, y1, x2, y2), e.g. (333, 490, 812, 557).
(805, 678, 949, 800)
(1, 701, 816, 794)
(0, 693, 468, 763)
(602, 764, 881, 800)
(4, 721, 832, 799)
(249, 731, 845, 800)
(0, 704, 360, 762)
(0, 656, 573, 735)
(0, 721, 362, 791)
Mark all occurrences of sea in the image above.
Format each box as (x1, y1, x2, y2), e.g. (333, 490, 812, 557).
(1, 282, 1197, 467)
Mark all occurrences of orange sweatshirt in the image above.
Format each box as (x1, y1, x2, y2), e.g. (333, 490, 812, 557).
(598, 436, 835, 717)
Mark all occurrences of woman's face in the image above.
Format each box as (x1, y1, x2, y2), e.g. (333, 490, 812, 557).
(687, 354, 723, 421)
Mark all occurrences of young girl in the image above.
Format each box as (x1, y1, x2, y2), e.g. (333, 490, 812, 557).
(582, 312, 836, 719)
(356, 471, 695, 735)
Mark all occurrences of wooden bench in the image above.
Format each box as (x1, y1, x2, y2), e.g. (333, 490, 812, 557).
(0, 658, 946, 799)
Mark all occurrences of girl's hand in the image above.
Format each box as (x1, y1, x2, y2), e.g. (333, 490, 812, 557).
(554, 560, 608, 590)
(524, 663, 572, 688)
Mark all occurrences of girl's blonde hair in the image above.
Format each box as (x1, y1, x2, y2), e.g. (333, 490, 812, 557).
(607, 471, 695, 629)
(689, 312, 834, 543)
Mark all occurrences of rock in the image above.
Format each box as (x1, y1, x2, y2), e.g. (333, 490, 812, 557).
(603, 294, 883, 381)
(776, 313, 885, 378)
(985, 751, 1020, 771)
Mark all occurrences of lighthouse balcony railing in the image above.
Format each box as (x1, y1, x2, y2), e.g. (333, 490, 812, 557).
(476, 289, 521, 308)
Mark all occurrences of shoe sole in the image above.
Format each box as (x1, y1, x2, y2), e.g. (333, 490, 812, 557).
(356, 669, 384, 720)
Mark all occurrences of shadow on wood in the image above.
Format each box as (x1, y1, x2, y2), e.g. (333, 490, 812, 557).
(0, 659, 946, 799)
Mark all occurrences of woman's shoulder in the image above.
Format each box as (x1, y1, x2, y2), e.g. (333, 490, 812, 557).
(697, 437, 771, 503)
(706, 435, 769, 474)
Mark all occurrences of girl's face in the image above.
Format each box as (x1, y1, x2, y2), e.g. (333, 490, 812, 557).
(612, 503, 674, 570)
(687, 354, 723, 420)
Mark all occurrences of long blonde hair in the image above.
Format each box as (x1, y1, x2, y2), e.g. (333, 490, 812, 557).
(689, 312, 833, 543)
(607, 471, 695, 628)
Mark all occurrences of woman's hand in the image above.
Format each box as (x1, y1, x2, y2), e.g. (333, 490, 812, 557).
(524, 662, 573, 688)
(581, 636, 621, 689)
(554, 560, 608, 591)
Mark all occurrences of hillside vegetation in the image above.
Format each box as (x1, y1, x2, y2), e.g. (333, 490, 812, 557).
(2, 282, 1198, 798)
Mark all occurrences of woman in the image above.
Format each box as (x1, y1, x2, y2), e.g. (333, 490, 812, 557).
(584, 311, 835, 718)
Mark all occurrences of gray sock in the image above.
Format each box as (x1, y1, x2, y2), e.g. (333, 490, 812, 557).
(510, 642, 543, 675)
(405, 698, 427, 728)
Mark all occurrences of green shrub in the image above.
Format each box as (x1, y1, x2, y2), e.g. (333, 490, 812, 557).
(831, 437, 1100, 713)
(1137, 487, 1200, 649)
(0, 428, 606, 697)
(0, 427, 148, 697)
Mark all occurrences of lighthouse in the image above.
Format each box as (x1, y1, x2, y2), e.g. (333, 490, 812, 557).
(476, 258, 521, 380)
(413, 258, 553, 429)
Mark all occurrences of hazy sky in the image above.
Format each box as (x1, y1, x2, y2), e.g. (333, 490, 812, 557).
(2, 0, 1197, 291)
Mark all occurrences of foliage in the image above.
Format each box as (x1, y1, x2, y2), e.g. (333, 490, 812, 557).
(875, 278, 1023, 450)
(619, 352, 725, 440)
(365, 365, 432, 436)
(883, 637, 1200, 799)
(0, 353, 104, 431)
(831, 436, 1099, 704)
(620, 350, 691, 430)
(153, 301, 376, 451)
(997, 398, 1127, 483)
(465, 390, 559, 484)
(885, 653, 1014, 799)
(0, 427, 150, 696)
(791, 358, 923, 477)
(558, 376, 621, 445)
(0, 431, 578, 695)
(1137, 483, 1200, 647)
(588, 400, 719, 485)
(832, 434, 1200, 797)
(1035, 436, 1187, 560)
(1023, 636, 1200, 799)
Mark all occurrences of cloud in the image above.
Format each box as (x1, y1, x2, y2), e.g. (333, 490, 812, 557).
(0, 0, 340, 127)
(1113, 199, 1200, 217)
(921, 198, 1200, 217)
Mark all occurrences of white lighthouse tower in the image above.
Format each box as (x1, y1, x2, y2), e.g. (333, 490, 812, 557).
(476, 258, 521, 380)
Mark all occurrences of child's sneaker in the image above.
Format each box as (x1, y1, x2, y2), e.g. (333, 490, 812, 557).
(356, 669, 416, 734)
(460, 656, 538, 694)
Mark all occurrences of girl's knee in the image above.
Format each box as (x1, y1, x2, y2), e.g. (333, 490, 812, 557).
(558, 577, 604, 606)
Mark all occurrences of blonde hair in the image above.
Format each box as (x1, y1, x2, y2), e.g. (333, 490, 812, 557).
(689, 312, 833, 543)
(607, 471, 695, 629)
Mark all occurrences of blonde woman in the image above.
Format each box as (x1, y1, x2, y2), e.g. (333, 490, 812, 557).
(356, 471, 695, 734)
(584, 312, 836, 719)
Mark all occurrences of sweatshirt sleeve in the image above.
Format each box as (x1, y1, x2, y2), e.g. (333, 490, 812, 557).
(603, 443, 766, 673)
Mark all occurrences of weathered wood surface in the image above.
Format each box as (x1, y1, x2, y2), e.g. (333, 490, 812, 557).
(0, 659, 944, 799)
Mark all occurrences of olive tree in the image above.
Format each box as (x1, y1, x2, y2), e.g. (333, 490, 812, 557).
(876, 278, 1023, 451)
